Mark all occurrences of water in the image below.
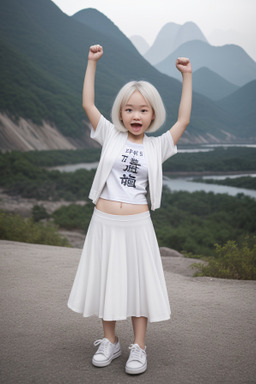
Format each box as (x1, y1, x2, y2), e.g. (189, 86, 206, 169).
(49, 144, 256, 172)
(202, 174, 256, 180)
(49, 162, 99, 172)
(178, 144, 256, 153)
(163, 176, 256, 199)
(204, 144, 256, 149)
(51, 161, 256, 199)
(49, 143, 256, 199)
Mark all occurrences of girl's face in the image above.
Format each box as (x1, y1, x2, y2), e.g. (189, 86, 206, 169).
(121, 90, 155, 142)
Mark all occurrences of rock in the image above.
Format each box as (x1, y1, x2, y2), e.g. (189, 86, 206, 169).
(160, 247, 184, 257)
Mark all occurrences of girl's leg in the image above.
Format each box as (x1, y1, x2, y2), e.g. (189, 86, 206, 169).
(92, 320, 121, 367)
(102, 319, 117, 343)
(131, 316, 148, 349)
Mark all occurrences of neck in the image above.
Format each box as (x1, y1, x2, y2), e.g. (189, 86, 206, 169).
(127, 132, 144, 144)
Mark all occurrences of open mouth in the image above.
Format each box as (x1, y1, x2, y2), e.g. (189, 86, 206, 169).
(131, 123, 142, 129)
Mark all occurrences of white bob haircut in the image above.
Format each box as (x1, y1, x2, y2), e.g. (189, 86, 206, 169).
(111, 81, 166, 133)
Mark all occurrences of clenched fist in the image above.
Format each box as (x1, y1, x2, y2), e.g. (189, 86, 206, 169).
(176, 57, 192, 74)
(88, 44, 103, 61)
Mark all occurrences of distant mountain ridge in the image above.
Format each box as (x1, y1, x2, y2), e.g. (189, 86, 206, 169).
(140, 21, 256, 102)
(156, 40, 256, 87)
(0, 0, 255, 151)
(144, 21, 208, 65)
(130, 35, 150, 55)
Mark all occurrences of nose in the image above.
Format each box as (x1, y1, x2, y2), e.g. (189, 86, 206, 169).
(133, 111, 140, 119)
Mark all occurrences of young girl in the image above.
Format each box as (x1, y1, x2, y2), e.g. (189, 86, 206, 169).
(68, 44, 192, 375)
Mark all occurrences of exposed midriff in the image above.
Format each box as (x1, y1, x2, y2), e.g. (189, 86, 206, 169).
(96, 197, 149, 215)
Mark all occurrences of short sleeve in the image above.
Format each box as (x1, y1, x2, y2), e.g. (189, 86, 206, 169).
(159, 131, 178, 163)
(90, 115, 114, 146)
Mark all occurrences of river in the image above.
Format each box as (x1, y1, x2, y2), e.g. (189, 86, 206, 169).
(49, 161, 256, 199)
(49, 143, 256, 198)
(162, 175, 256, 199)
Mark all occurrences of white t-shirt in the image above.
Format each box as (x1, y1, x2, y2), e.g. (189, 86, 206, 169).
(89, 115, 178, 210)
(100, 139, 148, 204)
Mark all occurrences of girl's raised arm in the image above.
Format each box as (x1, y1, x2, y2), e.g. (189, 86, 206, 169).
(82, 45, 103, 130)
(169, 58, 192, 145)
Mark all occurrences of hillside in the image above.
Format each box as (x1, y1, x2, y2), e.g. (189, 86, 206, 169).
(73, 8, 136, 51)
(0, 37, 85, 138)
(0, 113, 79, 151)
(144, 21, 208, 65)
(216, 80, 256, 138)
(0, 0, 255, 149)
(193, 67, 239, 101)
(156, 40, 256, 87)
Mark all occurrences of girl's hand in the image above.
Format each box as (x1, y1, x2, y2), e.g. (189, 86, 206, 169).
(176, 57, 192, 74)
(88, 44, 103, 61)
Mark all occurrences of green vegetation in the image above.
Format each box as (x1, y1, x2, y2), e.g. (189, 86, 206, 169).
(0, 38, 85, 137)
(32, 205, 49, 222)
(1, 148, 254, 203)
(192, 176, 256, 190)
(52, 203, 94, 231)
(1, 148, 256, 279)
(1, 146, 255, 171)
(46, 189, 256, 258)
(151, 189, 256, 257)
(163, 147, 256, 173)
(0, 210, 70, 246)
(192, 236, 256, 280)
(0, 151, 95, 201)
(16, 148, 101, 167)
(1, 149, 256, 258)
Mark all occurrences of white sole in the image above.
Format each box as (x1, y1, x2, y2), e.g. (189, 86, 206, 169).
(92, 349, 122, 367)
(125, 361, 147, 375)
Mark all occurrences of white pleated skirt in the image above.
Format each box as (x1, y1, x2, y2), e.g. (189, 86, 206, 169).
(67, 208, 171, 322)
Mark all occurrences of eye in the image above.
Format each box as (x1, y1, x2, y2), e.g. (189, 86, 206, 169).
(125, 108, 132, 112)
(141, 109, 148, 113)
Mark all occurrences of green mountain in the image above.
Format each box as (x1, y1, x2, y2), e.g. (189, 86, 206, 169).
(73, 8, 136, 50)
(193, 67, 239, 101)
(0, 37, 83, 137)
(0, 0, 184, 140)
(0, 0, 255, 148)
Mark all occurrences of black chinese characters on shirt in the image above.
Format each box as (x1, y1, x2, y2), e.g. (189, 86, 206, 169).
(119, 145, 143, 189)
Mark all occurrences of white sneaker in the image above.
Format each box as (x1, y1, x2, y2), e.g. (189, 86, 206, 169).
(125, 343, 147, 375)
(92, 338, 121, 367)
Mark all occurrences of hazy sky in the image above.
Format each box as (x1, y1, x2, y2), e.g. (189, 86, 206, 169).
(51, 0, 256, 60)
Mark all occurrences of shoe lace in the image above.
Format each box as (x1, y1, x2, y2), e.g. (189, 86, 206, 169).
(128, 344, 145, 362)
(94, 338, 111, 357)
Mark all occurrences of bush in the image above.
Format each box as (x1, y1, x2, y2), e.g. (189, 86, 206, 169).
(192, 236, 256, 280)
(31, 204, 49, 222)
(0, 151, 95, 201)
(193, 176, 256, 191)
(0, 210, 70, 247)
(52, 203, 94, 231)
(151, 189, 256, 257)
